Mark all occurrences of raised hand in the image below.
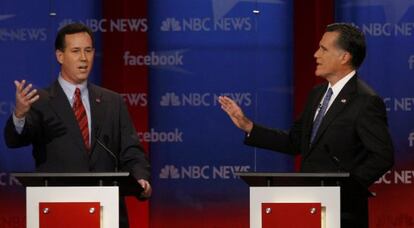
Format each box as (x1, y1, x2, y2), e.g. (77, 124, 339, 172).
(218, 96, 253, 133)
(14, 80, 39, 118)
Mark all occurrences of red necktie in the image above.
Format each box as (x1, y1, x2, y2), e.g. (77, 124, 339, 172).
(73, 88, 90, 151)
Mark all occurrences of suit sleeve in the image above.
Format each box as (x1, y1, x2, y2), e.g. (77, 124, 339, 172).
(4, 89, 59, 149)
(117, 96, 151, 181)
(353, 95, 394, 186)
(4, 111, 40, 148)
(242, 87, 317, 155)
(244, 118, 303, 155)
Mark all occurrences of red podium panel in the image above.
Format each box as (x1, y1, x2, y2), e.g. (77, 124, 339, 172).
(39, 202, 100, 228)
(262, 203, 321, 228)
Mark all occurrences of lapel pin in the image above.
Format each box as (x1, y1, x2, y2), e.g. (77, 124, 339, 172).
(341, 99, 347, 103)
(96, 98, 101, 103)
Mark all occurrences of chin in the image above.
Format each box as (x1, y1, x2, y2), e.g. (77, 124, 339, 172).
(75, 75, 89, 83)
(78, 72, 90, 78)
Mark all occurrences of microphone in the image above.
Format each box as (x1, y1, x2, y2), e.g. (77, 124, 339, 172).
(95, 131, 119, 172)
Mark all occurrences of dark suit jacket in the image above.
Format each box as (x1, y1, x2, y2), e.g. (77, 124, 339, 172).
(245, 75, 394, 189)
(4, 80, 150, 181)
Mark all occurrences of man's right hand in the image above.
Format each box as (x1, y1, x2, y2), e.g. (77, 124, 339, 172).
(218, 96, 253, 134)
(14, 80, 39, 118)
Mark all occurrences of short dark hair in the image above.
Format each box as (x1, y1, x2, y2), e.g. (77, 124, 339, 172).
(326, 23, 366, 69)
(55, 23, 94, 51)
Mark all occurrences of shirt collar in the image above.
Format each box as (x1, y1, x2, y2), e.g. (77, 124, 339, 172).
(58, 73, 88, 102)
(328, 70, 355, 97)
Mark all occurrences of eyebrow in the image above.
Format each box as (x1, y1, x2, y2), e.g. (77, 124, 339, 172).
(69, 46, 94, 50)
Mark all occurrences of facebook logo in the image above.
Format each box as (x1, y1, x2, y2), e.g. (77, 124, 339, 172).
(409, 132, 414, 147)
(409, 55, 414, 70)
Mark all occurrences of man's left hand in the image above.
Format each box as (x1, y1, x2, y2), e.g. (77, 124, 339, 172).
(137, 179, 152, 198)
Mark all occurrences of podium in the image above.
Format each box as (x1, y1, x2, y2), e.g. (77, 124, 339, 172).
(12, 172, 143, 228)
(236, 172, 351, 228)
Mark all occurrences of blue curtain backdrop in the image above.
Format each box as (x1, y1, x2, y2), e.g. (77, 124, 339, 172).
(0, 1, 293, 227)
(148, 0, 293, 226)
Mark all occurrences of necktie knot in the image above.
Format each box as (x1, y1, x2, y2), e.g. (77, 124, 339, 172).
(74, 87, 81, 97)
(73, 88, 80, 105)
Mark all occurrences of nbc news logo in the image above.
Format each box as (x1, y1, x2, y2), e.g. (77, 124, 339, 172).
(161, 18, 182, 31)
(160, 93, 181, 106)
(159, 165, 180, 179)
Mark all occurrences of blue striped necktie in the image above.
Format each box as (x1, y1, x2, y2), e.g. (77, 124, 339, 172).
(310, 88, 333, 144)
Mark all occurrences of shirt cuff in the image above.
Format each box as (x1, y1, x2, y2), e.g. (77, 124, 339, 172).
(12, 112, 25, 134)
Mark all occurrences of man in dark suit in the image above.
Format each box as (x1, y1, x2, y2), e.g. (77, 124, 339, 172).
(4, 23, 151, 227)
(219, 23, 394, 227)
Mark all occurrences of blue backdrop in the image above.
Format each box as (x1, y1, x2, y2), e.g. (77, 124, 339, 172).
(148, 0, 293, 226)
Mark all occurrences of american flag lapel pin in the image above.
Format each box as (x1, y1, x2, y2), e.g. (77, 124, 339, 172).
(96, 98, 101, 103)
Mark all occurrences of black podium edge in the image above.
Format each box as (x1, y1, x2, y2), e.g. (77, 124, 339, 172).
(11, 172, 143, 197)
(235, 172, 350, 187)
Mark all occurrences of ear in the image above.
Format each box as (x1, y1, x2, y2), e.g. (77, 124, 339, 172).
(56, 49, 64, 64)
(341, 51, 352, 65)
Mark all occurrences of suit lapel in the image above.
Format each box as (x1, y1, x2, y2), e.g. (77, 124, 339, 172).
(88, 84, 106, 163)
(48, 81, 88, 155)
(302, 84, 328, 154)
(310, 76, 357, 146)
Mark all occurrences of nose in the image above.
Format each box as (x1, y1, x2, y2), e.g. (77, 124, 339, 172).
(80, 50, 87, 61)
(313, 48, 320, 58)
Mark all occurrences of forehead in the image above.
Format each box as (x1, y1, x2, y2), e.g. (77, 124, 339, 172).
(64, 32, 93, 47)
(320, 31, 340, 47)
